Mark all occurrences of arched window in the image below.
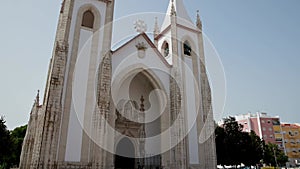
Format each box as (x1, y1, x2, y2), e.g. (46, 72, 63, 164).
(82, 10, 94, 29)
(183, 41, 192, 56)
(162, 41, 169, 57)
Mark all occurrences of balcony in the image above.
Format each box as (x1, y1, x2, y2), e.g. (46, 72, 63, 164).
(290, 142, 298, 147)
(286, 130, 299, 139)
(291, 151, 299, 157)
(288, 133, 297, 139)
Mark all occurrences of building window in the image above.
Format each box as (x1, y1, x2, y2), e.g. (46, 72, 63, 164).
(264, 135, 267, 138)
(262, 120, 265, 123)
(162, 42, 169, 57)
(82, 10, 94, 29)
(270, 135, 273, 138)
(268, 120, 271, 124)
(263, 127, 266, 131)
(269, 128, 273, 131)
(183, 41, 192, 56)
(272, 120, 280, 125)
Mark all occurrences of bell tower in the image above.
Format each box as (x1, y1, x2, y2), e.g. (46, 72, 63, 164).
(19, 0, 115, 168)
(155, 0, 217, 168)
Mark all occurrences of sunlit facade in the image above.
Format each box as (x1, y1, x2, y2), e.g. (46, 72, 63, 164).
(235, 112, 284, 149)
(281, 123, 300, 167)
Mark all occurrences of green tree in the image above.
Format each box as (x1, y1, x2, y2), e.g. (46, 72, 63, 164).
(215, 125, 228, 166)
(224, 117, 244, 166)
(216, 117, 264, 168)
(216, 117, 244, 167)
(10, 125, 27, 167)
(0, 116, 27, 169)
(243, 131, 264, 167)
(263, 143, 288, 167)
(0, 116, 12, 169)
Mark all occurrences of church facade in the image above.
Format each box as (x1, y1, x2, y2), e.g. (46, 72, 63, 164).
(19, 0, 217, 169)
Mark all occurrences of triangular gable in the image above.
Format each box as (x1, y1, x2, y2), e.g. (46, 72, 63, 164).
(112, 33, 172, 68)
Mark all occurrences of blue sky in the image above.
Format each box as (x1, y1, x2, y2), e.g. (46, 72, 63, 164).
(0, 0, 299, 129)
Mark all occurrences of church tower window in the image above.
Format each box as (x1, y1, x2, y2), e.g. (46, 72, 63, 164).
(82, 10, 94, 29)
(183, 41, 192, 56)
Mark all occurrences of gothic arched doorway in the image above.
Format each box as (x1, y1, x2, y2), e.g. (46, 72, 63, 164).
(115, 138, 135, 169)
(113, 70, 165, 168)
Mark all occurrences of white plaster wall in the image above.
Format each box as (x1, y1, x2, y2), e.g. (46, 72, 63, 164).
(112, 35, 171, 94)
(60, 0, 107, 162)
(184, 57, 200, 164)
(177, 28, 203, 94)
(177, 28, 200, 56)
(62, 0, 106, 107)
(152, 68, 170, 96)
(65, 29, 93, 162)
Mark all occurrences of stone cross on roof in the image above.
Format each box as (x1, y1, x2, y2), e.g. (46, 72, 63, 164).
(134, 19, 148, 33)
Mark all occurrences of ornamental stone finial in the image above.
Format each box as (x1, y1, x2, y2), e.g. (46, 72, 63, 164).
(196, 10, 202, 29)
(154, 17, 160, 36)
(134, 19, 148, 33)
(140, 95, 145, 112)
(35, 90, 40, 106)
(171, 0, 176, 16)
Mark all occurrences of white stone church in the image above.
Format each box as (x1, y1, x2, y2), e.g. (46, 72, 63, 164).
(19, 0, 217, 168)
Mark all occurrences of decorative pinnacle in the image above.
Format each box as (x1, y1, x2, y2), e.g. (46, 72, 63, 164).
(60, 0, 66, 13)
(154, 17, 160, 36)
(140, 95, 145, 112)
(171, 0, 176, 16)
(36, 90, 40, 106)
(196, 10, 202, 29)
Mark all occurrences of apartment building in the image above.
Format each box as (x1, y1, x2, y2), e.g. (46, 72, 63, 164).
(281, 123, 300, 167)
(235, 112, 284, 149)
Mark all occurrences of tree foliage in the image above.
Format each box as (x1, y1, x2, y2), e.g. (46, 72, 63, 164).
(216, 117, 288, 167)
(263, 142, 288, 167)
(0, 116, 12, 169)
(10, 125, 27, 166)
(0, 116, 27, 169)
(215, 117, 264, 167)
